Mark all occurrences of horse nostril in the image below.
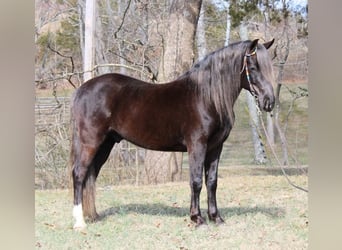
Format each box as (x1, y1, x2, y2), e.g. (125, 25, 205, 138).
(263, 95, 275, 111)
(270, 101, 275, 110)
(264, 98, 269, 111)
(270, 97, 275, 110)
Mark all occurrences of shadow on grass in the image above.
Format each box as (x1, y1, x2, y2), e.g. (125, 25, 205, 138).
(99, 203, 285, 221)
(217, 166, 308, 177)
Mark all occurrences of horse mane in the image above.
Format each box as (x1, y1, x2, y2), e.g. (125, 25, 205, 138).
(179, 40, 274, 124)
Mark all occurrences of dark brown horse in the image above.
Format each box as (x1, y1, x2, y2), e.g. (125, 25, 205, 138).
(70, 39, 275, 229)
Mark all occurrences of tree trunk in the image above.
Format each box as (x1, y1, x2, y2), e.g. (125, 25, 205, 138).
(77, 0, 85, 67)
(196, 1, 206, 60)
(262, 5, 275, 145)
(224, 1, 231, 47)
(94, 2, 110, 75)
(266, 112, 275, 146)
(143, 0, 202, 184)
(239, 22, 267, 164)
(274, 79, 289, 165)
(158, 0, 202, 81)
(274, 1, 291, 165)
(117, 0, 128, 75)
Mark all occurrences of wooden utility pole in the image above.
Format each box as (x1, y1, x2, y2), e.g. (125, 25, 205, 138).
(83, 0, 95, 82)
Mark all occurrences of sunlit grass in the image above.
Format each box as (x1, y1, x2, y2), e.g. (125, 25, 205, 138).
(35, 174, 308, 249)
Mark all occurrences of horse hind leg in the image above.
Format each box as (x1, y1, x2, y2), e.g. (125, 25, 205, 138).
(72, 131, 119, 229)
(82, 135, 115, 222)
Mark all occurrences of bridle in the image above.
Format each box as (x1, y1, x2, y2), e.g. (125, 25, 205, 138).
(240, 47, 259, 101)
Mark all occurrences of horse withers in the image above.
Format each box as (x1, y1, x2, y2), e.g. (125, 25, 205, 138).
(70, 39, 275, 229)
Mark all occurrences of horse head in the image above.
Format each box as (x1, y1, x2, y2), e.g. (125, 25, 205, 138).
(241, 39, 276, 112)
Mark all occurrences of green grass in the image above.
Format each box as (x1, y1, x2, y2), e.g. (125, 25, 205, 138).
(35, 174, 308, 249)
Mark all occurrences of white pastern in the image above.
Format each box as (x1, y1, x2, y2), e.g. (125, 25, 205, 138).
(73, 204, 86, 229)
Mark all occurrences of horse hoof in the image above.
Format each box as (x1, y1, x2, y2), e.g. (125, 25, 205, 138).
(73, 221, 87, 230)
(194, 216, 207, 228)
(85, 213, 99, 223)
(195, 222, 209, 229)
(215, 217, 225, 225)
(208, 213, 225, 225)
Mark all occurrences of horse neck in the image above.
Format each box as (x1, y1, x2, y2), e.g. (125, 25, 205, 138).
(179, 44, 247, 123)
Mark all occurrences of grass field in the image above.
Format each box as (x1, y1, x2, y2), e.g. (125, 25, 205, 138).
(35, 173, 308, 249)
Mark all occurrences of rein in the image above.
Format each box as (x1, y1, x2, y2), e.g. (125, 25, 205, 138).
(241, 47, 308, 193)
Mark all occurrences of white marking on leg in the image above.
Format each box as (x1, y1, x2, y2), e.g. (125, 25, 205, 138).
(73, 204, 86, 229)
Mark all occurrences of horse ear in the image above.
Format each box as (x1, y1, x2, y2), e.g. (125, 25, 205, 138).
(249, 39, 259, 52)
(263, 39, 275, 49)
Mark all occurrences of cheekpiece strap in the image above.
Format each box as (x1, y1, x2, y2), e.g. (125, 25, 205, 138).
(240, 47, 257, 74)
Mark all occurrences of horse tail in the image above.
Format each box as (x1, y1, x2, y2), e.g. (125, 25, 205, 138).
(68, 92, 77, 190)
(82, 167, 98, 221)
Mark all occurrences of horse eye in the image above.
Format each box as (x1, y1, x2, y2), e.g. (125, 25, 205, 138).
(250, 66, 257, 71)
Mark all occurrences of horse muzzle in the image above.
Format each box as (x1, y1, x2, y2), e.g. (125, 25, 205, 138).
(251, 83, 275, 112)
(259, 94, 275, 112)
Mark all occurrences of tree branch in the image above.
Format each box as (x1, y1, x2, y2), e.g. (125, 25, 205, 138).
(114, 0, 132, 39)
(35, 63, 155, 86)
(47, 43, 77, 89)
(108, 48, 158, 82)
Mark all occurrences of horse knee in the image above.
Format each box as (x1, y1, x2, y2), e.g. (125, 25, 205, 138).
(207, 178, 217, 191)
(191, 177, 203, 192)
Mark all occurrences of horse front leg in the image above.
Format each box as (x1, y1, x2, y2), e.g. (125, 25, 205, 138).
(188, 144, 207, 227)
(205, 145, 225, 225)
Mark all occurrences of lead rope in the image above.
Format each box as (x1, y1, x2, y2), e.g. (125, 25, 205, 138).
(241, 48, 308, 193)
(257, 107, 308, 193)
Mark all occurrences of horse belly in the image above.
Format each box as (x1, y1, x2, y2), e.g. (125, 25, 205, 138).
(111, 114, 187, 152)
(118, 109, 187, 152)
(121, 130, 187, 152)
